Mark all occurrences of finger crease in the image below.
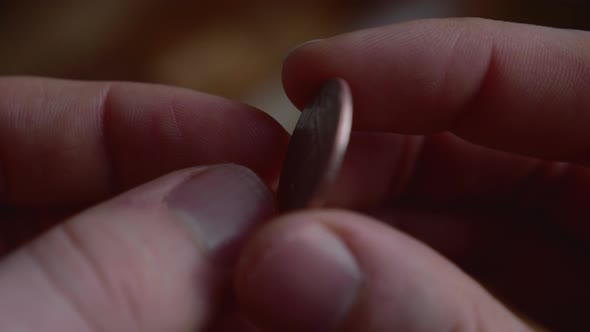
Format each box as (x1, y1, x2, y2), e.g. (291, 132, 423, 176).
(393, 135, 428, 201)
(61, 223, 143, 332)
(448, 299, 490, 332)
(434, 26, 467, 123)
(97, 84, 120, 196)
(169, 94, 185, 142)
(25, 239, 106, 332)
(390, 135, 427, 200)
(451, 37, 498, 132)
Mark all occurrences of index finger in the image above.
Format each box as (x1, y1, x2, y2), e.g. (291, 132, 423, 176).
(283, 18, 590, 163)
(0, 77, 288, 206)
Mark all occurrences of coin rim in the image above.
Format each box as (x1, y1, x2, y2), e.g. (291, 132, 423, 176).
(306, 78, 353, 208)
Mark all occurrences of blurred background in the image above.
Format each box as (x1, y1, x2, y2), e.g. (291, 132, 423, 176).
(1, 0, 589, 131)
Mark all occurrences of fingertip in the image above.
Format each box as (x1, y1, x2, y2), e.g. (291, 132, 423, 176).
(2, 164, 279, 331)
(236, 212, 362, 332)
(282, 18, 590, 164)
(282, 39, 332, 110)
(237, 210, 532, 332)
(107, 82, 290, 190)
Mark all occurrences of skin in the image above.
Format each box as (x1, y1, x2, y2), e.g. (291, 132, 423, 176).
(0, 18, 588, 331)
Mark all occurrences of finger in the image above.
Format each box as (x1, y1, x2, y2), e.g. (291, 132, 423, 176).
(326, 131, 558, 208)
(324, 131, 424, 210)
(0, 77, 288, 207)
(326, 132, 590, 328)
(0, 164, 275, 332)
(327, 131, 590, 241)
(236, 211, 533, 332)
(283, 18, 590, 163)
(387, 206, 590, 331)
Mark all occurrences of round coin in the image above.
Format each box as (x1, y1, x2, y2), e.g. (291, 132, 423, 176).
(277, 78, 353, 211)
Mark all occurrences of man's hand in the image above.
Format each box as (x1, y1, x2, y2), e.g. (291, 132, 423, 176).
(0, 77, 288, 331)
(235, 18, 590, 331)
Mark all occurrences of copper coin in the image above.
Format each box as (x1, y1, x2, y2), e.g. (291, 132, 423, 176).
(278, 79, 353, 211)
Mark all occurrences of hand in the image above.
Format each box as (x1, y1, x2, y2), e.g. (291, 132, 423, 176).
(234, 18, 590, 331)
(0, 77, 288, 331)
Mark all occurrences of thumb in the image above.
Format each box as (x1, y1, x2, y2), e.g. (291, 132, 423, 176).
(0, 164, 274, 332)
(236, 210, 533, 332)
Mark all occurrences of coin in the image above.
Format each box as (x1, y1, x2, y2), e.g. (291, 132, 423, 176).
(277, 79, 353, 211)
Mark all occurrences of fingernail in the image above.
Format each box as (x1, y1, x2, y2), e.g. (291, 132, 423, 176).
(284, 39, 324, 63)
(167, 164, 275, 262)
(240, 222, 361, 332)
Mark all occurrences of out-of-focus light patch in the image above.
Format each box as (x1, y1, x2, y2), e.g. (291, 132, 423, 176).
(241, 76, 300, 134)
(354, 0, 461, 28)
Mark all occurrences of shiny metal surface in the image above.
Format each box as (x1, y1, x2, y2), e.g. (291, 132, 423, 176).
(278, 79, 353, 211)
